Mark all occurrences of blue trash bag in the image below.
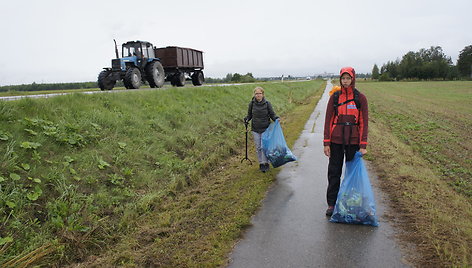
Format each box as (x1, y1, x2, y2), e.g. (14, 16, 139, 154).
(330, 151, 379, 227)
(261, 120, 297, 168)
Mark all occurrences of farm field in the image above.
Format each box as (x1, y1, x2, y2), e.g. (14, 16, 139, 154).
(359, 80, 472, 267)
(0, 80, 325, 266)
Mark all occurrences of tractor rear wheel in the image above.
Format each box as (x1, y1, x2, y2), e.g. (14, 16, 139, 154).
(146, 61, 165, 88)
(124, 67, 142, 89)
(191, 71, 204, 86)
(98, 70, 116, 90)
(173, 72, 185, 87)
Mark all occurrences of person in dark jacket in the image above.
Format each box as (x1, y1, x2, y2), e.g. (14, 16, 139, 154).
(323, 67, 369, 216)
(244, 86, 279, 172)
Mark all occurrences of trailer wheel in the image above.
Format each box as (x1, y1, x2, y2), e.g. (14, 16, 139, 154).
(174, 72, 185, 87)
(98, 70, 116, 90)
(170, 75, 177, 86)
(146, 61, 165, 88)
(192, 71, 204, 86)
(124, 67, 142, 89)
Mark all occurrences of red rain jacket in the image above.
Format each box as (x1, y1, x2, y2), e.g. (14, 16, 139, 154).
(323, 67, 368, 149)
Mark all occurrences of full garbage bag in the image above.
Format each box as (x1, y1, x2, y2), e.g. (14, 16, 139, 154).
(261, 120, 297, 168)
(330, 152, 379, 226)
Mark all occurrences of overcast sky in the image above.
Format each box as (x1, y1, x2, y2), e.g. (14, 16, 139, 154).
(1, 0, 470, 86)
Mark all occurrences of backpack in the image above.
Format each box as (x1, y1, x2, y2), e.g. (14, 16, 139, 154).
(332, 88, 363, 150)
(333, 88, 361, 116)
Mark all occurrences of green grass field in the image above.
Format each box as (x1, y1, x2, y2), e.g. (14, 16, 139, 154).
(359, 81, 472, 267)
(0, 80, 325, 267)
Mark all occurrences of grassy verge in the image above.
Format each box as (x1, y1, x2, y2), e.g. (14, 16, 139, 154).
(0, 86, 153, 97)
(0, 80, 324, 267)
(70, 81, 325, 267)
(359, 81, 472, 267)
(0, 82, 275, 97)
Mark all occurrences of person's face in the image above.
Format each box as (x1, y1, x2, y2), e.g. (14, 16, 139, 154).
(341, 73, 352, 88)
(254, 90, 264, 101)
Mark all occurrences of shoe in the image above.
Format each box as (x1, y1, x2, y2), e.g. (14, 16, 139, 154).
(264, 163, 270, 172)
(259, 164, 266, 173)
(325, 206, 334, 217)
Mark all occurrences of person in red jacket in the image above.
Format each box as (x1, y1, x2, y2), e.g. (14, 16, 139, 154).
(323, 67, 369, 217)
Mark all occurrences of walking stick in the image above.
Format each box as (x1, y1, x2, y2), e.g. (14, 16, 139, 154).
(241, 120, 253, 164)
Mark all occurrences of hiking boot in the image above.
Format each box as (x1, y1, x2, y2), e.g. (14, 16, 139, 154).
(325, 206, 334, 217)
(264, 163, 270, 172)
(259, 164, 266, 173)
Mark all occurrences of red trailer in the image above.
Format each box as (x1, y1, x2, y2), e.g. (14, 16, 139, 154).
(155, 46, 204, 86)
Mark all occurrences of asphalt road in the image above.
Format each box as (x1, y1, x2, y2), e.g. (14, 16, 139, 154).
(227, 82, 411, 268)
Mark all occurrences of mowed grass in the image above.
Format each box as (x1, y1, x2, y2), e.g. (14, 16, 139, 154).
(358, 81, 472, 267)
(0, 80, 324, 267)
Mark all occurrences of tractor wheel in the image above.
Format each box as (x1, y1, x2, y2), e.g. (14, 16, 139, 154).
(98, 70, 116, 90)
(173, 72, 185, 87)
(124, 67, 142, 89)
(191, 71, 204, 86)
(146, 61, 165, 88)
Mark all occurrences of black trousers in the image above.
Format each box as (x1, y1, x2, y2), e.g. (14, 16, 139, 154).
(327, 143, 359, 206)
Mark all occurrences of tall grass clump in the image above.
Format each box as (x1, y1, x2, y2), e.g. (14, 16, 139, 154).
(0, 80, 323, 266)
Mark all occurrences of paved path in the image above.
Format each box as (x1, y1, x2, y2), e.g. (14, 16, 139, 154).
(227, 82, 410, 268)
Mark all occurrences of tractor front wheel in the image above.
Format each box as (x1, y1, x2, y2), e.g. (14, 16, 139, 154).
(98, 70, 116, 90)
(124, 68, 142, 89)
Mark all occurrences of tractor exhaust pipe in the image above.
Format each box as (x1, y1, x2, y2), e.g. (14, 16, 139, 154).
(113, 39, 119, 59)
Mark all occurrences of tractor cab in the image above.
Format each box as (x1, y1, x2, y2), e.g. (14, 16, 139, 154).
(122, 41, 155, 61)
(111, 41, 157, 73)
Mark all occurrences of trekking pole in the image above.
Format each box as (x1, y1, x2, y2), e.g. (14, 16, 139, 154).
(241, 120, 253, 165)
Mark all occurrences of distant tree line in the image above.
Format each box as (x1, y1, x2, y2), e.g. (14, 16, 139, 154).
(372, 45, 472, 81)
(210, 73, 258, 83)
(0, 81, 98, 92)
(331, 73, 371, 80)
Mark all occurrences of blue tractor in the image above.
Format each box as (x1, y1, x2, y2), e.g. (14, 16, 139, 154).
(98, 40, 165, 90)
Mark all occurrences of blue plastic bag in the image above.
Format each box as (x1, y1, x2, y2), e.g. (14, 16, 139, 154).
(261, 120, 297, 168)
(330, 152, 379, 226)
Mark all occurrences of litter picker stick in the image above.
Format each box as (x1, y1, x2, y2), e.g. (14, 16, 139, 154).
(241, 121, 252, 165)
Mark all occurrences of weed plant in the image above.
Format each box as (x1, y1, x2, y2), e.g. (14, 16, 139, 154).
(0, 80, 323, 266)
